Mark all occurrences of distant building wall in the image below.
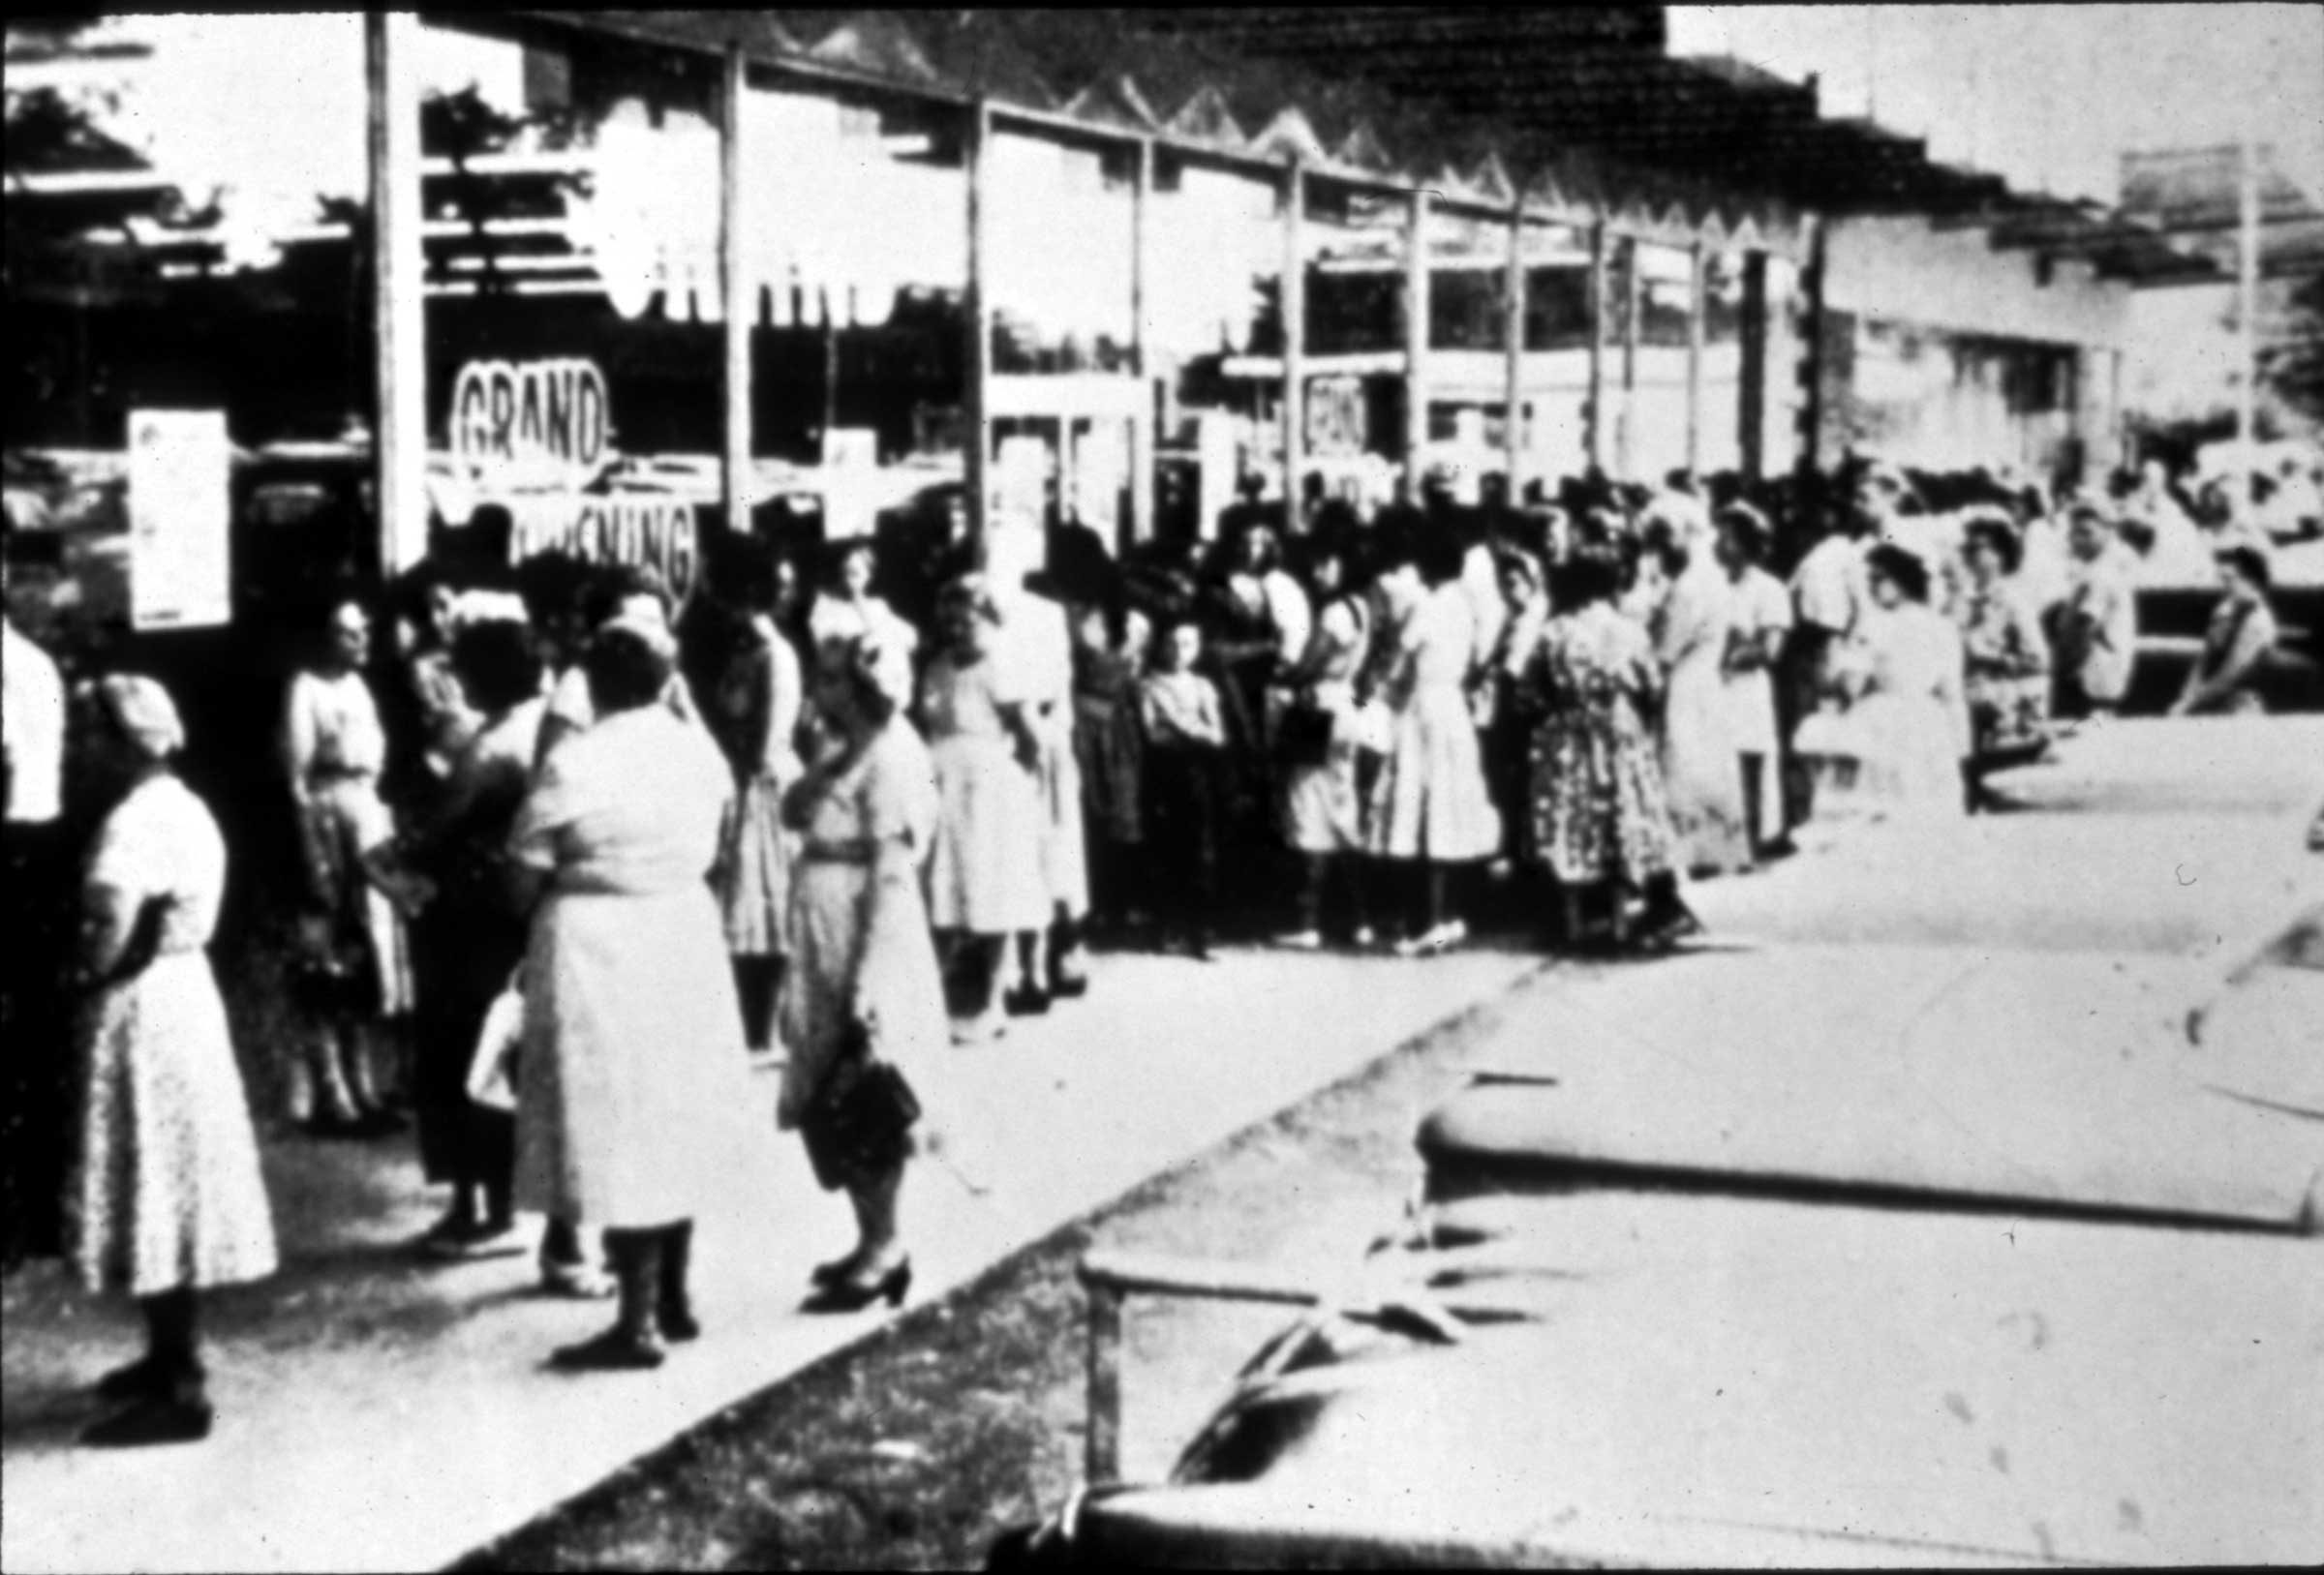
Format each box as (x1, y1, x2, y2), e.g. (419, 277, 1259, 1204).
(1815, 216, 2132, 484)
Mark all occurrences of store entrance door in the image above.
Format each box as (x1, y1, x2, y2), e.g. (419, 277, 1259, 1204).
(986, 374, 1152, 554)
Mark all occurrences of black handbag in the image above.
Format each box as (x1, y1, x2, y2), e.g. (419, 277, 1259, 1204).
(800, 1015, 923, 1193)
(1274, 700, 1335, 768)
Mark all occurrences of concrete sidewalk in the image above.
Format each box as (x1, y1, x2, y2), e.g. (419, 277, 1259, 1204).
(0, 943, 1541, 1575)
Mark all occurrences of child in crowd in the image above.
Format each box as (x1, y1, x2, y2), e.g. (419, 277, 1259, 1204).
(1136, 620, 1227, 960)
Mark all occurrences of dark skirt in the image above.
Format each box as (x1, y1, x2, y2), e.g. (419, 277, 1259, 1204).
(409, 899, 526, 1187)
(3, 821, 77, 1262)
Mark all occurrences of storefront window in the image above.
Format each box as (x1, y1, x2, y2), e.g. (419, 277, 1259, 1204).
(1148, 153, 1284, 541)
(1300, 175, 1408, 512)
(1626, 239, 1695, 481)
(7, 15, 370, 651)
(1516, 220, 1595, 490)
(984, 126, 1137, 544)
(1764, 254, 1806, 476)
(1699, 248, 1745, 476)
(743, 82, 967, 552)
(415, 19, 725, 598)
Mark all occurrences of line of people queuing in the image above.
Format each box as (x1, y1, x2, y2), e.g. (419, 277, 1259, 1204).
(1, 441, 2299, 1449)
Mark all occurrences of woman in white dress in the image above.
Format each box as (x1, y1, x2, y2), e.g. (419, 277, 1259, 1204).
(1363, 533, 1502, 954)
(996, 576, 1092, 1011)
(919, 576, 1047, 1043)
(1805, 544, 1972, 827)
(507, 623, 773, 1370)
(1653, 521, 1752, 877)
(780, 629, 948, 1313)
(281, 597, 412, 1135)
(1713, 503, 1794, 857)
(67, 677, 276, 1447)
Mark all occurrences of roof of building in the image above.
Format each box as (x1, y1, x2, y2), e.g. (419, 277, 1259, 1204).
(498, 6, 2225, 284)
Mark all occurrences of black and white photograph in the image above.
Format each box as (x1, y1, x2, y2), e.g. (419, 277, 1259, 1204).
(3, 6, 2319, 1569)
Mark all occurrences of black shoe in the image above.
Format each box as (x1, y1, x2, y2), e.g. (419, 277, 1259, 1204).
(548, 1325, 666, 1371)
(92, 1355, 199, 1402)
(305, 1110, 369, 1140)
(800, 1257, 911, 1315)
(1001, 984, 1050, 1017)
(657, 1301, 702, 1343)
(1048, 972, 1089, 1000)
(82, 1394, 214, 1448)
(809, 1250, 864, 1289)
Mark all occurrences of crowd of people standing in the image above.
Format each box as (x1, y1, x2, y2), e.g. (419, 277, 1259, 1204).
(0, 438, 2306, 1448)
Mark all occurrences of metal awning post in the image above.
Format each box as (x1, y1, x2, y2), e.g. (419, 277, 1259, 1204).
(1282, 159, 1307, 523)
(366, 12, 427, 576)
(719, 45, 750, 541)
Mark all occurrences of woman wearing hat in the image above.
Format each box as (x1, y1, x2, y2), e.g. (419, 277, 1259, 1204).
(1949, 512, 2053, 781)
(66, 676, 276, 1445)
(2170, 546, 2279, 716)
(780, 629, 947, 1313)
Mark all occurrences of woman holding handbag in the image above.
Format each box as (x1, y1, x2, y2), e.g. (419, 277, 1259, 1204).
(780, 628, 947, 1314)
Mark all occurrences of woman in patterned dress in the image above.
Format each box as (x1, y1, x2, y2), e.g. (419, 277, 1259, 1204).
(281, 597, 412, 1136)
(706, 548, 805, 1057)
(67, 676, 276, 1447)
(1949, 512, 2052, 790)
(1522, 551, 1697, 952)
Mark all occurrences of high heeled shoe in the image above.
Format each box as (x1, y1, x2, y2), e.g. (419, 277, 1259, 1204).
(799, 1257, 911, 1315)
(808, 1250, 864, 1288)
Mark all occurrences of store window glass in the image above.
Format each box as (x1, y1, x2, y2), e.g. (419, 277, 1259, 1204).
(1420, 204, 1512, 500)
(1516, 220, 1594, 491)
(1626, 239, 1695, 482)
(1300, 175, 1408, 513)
(984, 126, 1137, 544)
(6, 14, 369, 653)
(1763, 254, 1806, 476)
(743, 82, 967, 558)
(1148, 154, 1284, 542)
(415, 19, 731, 598)
(1698, 249, 1746, 476)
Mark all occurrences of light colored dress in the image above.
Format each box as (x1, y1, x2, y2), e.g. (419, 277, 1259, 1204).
(1527, 602, 1679, 888)
(711, 616, 804, 957)
(1281, 593, 1371, 854)
(777, 719, 949, 1132)
(1822, 604, 1972, 821)
(510, 707, 765, 1230)
(1722, 564, 1793, 845)
(920, 648, 1050, 935)
(1000, 593, 1090, 922)
(1655, 557, 1751, 873)
(1365, 583, 1502, 863)
(1949, 576, 2052, 756)
(68, 774, 277, 1297)
(284, 668, 414, 1015)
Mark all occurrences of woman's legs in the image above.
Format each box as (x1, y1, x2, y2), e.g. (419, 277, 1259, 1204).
(552, 1227, 666, 1369)
(84, 1287, 211, 1445)
(730, 955, 784, 1054)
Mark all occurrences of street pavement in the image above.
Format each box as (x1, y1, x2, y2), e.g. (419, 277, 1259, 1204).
(0, 943, 1539, 1575)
